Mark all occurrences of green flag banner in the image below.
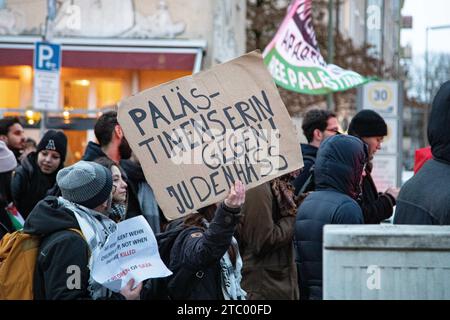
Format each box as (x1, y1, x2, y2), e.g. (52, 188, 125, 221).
(263, 0, 372, 95)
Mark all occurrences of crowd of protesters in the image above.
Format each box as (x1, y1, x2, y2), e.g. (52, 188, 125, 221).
(0, 81, 449, 300)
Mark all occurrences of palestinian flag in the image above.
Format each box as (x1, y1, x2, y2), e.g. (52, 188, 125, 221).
(263, 0, 372, 95)
(6, 203, 25, 231)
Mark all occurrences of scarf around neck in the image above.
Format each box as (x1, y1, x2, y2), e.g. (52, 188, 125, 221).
(58, 197, 117, 300)
(202, 218, 246, 300)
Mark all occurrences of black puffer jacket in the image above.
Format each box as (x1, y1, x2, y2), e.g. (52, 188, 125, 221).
(168, 203, 242, 300)
(295, 135, 366, 300)
(24, 196, 124, 300)
(11, 152, 61, 219)
(395, 81, 450, 225)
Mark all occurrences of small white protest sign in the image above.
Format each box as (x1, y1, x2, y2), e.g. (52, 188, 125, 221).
(91, 216, 172, 292)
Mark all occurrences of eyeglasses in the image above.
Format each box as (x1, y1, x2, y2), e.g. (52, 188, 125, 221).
(325, 129, 341, 135)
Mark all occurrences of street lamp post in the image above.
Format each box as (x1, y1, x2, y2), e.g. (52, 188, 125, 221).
(327, 0, 334, 111)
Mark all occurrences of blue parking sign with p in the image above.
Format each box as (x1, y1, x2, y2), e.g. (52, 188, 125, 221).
(34, 42, 61, 72)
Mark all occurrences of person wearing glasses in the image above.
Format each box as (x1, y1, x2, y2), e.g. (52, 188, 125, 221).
(348, 110, 400, 224)
(293, 109, 340, 195)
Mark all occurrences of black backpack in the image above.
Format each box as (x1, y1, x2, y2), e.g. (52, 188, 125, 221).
(141, 220, 204, 300)
(296, 155, 316, 197)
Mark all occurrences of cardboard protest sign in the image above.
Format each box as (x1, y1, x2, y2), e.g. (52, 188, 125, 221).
(118, 51, 302, 220)
(91, 216, 172, 292)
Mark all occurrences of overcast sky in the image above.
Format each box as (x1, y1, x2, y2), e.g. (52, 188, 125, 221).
(401, 0, 450, 56)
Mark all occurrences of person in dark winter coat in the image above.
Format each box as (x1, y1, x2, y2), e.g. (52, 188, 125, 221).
(168, 181, 246, 300)
(293, 109, 339, 195)
(120, 153, 164, 233)
(237, 179, 300, 300)
(24, 161, 142, 300)
(11, 130, 67, 219)
(394, 81, 450, 225)
(0, 141, 17, 239)
(348, 110, 399, 224)
(295, 135, 367, 300)
(83, 111, 132, 163)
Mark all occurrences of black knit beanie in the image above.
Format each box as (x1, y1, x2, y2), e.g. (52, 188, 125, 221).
(37, 130, 68, 163)
(348, 110, 388, 138)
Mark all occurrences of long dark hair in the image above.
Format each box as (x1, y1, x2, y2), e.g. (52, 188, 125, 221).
(0, 171, 13, 205)
(183, 204, 237, 266)
(183, 204, 217, 230)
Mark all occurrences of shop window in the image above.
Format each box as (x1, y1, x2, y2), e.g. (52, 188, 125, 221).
(63, 129, 87, 165)
(0, 78, 20, 108)
(97, 80, 122, 108)
(139, 70, 191, 91)
(64, 80, 89, 109)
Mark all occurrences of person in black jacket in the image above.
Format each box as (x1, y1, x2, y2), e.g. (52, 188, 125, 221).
(0, 117, 26, 163)
(348, 110, 399, 224)
(168, 181, 246, 300)
(293, 109, 339, 195)
(83, 111, 132, 163)
(24, 161, 142, 300)
(0, 141, 17, 239)
(11, 130, 67, 219)
(120, 153, 164, 233)
(295, 135, 367, 300)
(394, 81, 450, 225)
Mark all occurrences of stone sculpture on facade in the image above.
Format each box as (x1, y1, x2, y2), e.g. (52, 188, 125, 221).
(51, 0, 184, 39)
(0, 5, 25, 35)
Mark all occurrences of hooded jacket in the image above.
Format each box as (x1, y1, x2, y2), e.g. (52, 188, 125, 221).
(295, 135, 366, 300)
(394, 81, 450, 225)
(293, 144, 318, 195)
(23, 196, 124, 300)
(24, 196, 91, 300)
(11, 152, 62, 219)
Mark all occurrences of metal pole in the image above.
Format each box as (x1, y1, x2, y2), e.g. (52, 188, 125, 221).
(327, 0, 334, 111)
(44, 0, 56, 41)
(425, 27, 429, 103)
(424, 27, 429, 146)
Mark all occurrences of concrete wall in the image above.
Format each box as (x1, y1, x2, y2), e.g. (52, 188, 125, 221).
(324, 225, 450, 300)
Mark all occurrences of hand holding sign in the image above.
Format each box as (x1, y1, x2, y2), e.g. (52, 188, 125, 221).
(224, 180, 246, 209)
(120, 278, 143, 300)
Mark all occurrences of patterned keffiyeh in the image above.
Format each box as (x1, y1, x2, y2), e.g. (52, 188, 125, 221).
(202, 218, 246, 300)
(219, 237, 246, 300)
(58, 197, 117, 300)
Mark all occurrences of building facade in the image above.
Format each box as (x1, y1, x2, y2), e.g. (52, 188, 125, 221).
(338, 0, 404, 76)
(0, 0, 246, 163)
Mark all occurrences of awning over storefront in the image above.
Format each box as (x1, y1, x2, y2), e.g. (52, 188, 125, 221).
(0, 36, 206, 72)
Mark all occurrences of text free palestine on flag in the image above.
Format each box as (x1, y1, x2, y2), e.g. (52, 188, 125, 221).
(263, 0, 371, 95)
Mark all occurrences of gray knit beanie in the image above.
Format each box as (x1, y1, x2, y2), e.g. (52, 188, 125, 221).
(0, 141, 17, 173)
(57, 161, 113, 209)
